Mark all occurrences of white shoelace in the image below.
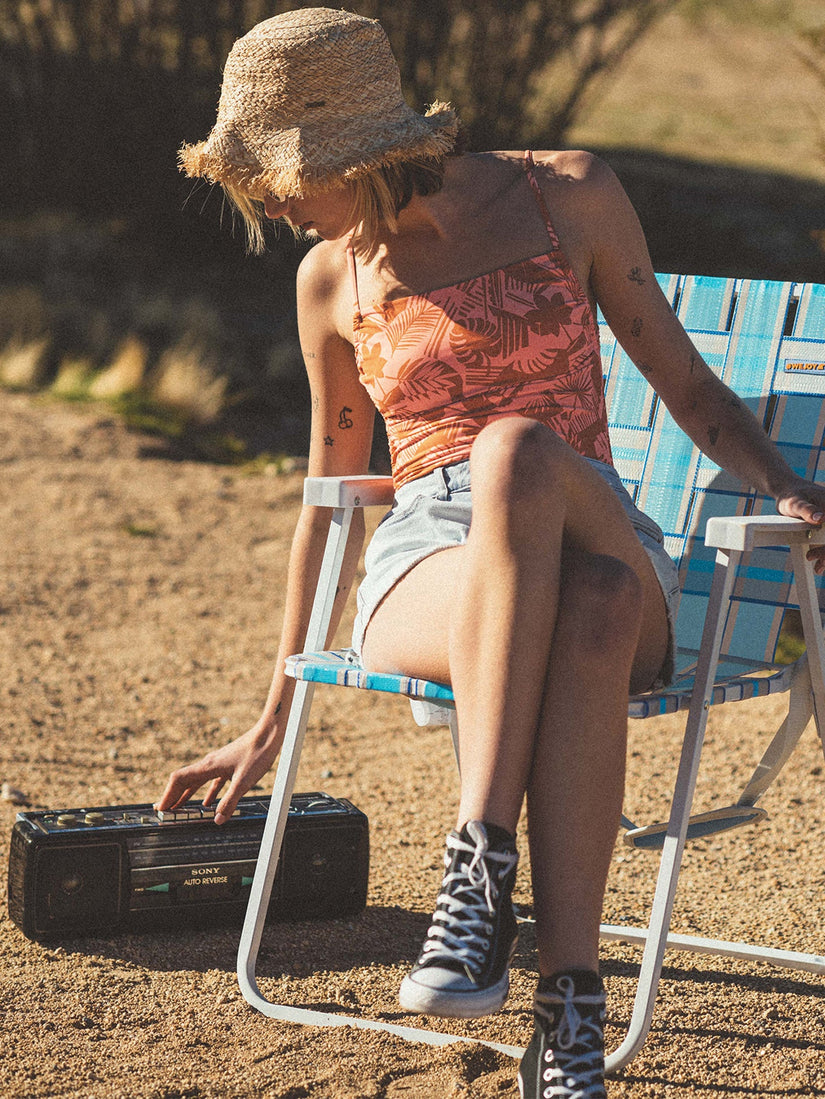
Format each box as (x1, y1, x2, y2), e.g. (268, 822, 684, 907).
(419, 823, 518, 977)
(534, 975, 605, 1099)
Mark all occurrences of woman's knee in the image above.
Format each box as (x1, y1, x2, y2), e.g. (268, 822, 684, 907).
(469, 418, 571, 510)
(558, 551, 644, 659)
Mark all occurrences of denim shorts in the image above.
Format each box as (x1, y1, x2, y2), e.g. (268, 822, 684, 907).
(352, 457, 680, 689)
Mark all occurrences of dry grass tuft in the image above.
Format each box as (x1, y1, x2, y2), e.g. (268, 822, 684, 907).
(51, 356, 96, 398)
(0, 336, 51, 389)
(88, 336, 149, 399)
(151, 339, 228, 425)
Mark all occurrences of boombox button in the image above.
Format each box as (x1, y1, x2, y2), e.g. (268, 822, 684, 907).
(157, 808, 201, 822)
(84, 812, 106, 825)
(56, 814, 78, 827)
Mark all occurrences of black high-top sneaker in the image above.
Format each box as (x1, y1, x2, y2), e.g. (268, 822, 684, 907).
(518, 970, 607, 1099)
(398, 820, 519, 1018)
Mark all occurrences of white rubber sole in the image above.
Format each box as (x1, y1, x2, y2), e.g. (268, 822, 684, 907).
(398, 969, 510, 1019)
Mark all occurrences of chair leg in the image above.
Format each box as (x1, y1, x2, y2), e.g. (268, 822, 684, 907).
(604, 546, 739, 1073)
(605, 545, 825, 1072)
(598, 924, 825, 973)
(790, 543, 825, 759)
(236, 677, 315, 1009)
(736, 655, 813, 807)
(623, 656, 814, 848)
(238, 503, 355, 1011)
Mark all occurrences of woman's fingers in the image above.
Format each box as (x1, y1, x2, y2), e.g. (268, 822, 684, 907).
(777, 490, 825, 526)
(201, 776, 226, 805)
(156, 761, 221, 812)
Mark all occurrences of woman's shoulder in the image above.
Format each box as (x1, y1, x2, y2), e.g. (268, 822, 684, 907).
(297, 237, 349, 296)
(482, 147, 606, 173)
(297, 238, 353, 314)
(475, 148, 622, 207)
(526, 149, 619, 191)
(296, 238, 354, 341)
(447, 149, 616, 214)
(519, 149, 629, 222)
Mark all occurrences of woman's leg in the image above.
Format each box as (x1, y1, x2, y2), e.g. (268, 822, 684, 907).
(362, 418, 669, 975)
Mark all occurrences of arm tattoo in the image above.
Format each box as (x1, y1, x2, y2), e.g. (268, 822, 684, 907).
(303, 349, 318, 360)
(707, 424, 720, 447)
(631, 316, 643, 338)
(628, 266, 646, 285)
(324, 435, 334, 447)
(312, 395, 320, 411)
(689, 353, 697, 374)
(638, 362, 654, 375)
(338, 407, 354, 429)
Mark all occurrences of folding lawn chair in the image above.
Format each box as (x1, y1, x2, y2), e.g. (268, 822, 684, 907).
(237, 275, 825, 1070)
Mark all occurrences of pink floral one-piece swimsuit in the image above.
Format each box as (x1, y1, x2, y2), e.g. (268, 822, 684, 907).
(347, 151, 613, 489)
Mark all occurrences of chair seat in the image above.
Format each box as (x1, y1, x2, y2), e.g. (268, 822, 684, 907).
(285, 648, 796, 717)
(285, 649, 456, 702)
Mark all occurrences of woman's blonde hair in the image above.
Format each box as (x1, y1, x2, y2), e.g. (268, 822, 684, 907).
(224, 154, 448, 258)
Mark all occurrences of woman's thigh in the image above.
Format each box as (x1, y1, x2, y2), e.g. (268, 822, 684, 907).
(361, 544, 465, 683)
(361, 451, 670, 692)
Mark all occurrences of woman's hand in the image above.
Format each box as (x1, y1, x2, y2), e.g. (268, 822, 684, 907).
(775, 478, 825, 575)
(155, 720, 283, 825)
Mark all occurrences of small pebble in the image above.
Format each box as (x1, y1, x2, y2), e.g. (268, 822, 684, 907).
(1, 782, 28, 805)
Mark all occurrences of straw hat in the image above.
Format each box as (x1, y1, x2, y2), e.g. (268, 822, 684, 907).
(179, 7, 459, 200)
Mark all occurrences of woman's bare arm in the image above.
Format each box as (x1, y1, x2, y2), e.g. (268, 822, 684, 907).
(156, 242, 377, 821)
(562, 155, 825, 559)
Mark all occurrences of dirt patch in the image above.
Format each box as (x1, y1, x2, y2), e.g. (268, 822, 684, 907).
(1, 393, 824, 1097)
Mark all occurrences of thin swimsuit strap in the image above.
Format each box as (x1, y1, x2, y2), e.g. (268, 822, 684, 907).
(523, 150, 562, 251)
(346, 238, 362, 317)
(347, 151, 560, 315)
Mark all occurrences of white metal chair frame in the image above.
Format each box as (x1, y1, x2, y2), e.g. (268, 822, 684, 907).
(235, 276, 825, 1070)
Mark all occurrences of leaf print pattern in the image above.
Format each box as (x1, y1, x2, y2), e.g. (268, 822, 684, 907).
(348, 156, 613, 487)
(381, 358, 465, 414)
(353, 252, 612, 485)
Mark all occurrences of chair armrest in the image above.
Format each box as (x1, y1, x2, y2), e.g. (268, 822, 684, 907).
(303, 475, 395, 509)
(705, 514, 825, 552)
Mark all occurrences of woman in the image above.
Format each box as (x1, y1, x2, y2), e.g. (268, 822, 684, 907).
(157, 10, 825, 1096)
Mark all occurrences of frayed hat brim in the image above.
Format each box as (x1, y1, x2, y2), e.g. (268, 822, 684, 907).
(179, 102, 459, 200)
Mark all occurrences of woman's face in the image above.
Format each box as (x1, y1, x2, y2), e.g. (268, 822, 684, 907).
(263, 184, 357, 241)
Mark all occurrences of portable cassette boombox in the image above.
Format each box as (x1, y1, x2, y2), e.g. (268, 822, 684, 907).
(8, 792, 369, 941)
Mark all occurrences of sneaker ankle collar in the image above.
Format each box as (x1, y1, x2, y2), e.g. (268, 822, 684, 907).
(537, 969, 603, 998)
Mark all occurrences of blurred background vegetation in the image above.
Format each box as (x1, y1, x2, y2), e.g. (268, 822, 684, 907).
(1, 0, 824, 459)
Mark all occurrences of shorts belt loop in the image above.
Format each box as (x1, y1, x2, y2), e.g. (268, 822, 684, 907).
(436, 465, 450, 500)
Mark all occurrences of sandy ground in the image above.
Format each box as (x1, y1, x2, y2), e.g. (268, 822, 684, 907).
(1, 392, 824, 1098)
